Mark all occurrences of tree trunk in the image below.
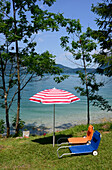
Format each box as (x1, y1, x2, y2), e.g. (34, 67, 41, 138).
(13, 0, 20, 135)
(0, 56, 10, 137)
(15, 41, 20, 135)
(15, 43, 20, 135)
(87, 89, 90, 125)
(5, 103, 10, 137)
(83, 55, 90, 125)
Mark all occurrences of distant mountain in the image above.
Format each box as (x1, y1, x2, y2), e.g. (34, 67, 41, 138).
(56, 64, 96, 73)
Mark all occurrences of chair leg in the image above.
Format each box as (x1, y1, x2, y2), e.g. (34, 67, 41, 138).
(57, 146, 73, 158)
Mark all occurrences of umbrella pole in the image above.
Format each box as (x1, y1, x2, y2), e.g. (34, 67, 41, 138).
(53, 104, 55, 147)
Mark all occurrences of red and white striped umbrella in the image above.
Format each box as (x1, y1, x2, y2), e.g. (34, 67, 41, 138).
(29, 87, 80, 104)
(29, 88, 80, 146)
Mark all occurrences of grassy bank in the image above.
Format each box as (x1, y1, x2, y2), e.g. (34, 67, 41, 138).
(0, 122, 112, 169)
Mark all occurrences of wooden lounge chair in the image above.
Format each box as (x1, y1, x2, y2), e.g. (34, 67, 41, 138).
(57, 125, 94, 146)
(57, 131, 101, 158)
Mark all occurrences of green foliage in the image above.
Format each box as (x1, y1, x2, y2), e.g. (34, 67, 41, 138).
(12, 116, 25, 136)
(91, 0, 112, 33)
(90, 94, 112, 111)
(91, 0, 112, 77)
(0, 0, 68, 80)
(60, 22, 97, 64)
(0, 119, 5, 134)
(12, 116, 25, 130)
(60, 19, 112, 124)
(54, 75, 69, 83)
(23, 51, 62, 76)
(0, 0, 68, 136)
(93, 53, 112, 77)
(43, 0, 56, 6)
(0, 50, 18, 108)
(75, 72, 112, 111)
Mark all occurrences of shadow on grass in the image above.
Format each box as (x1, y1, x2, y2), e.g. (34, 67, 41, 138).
(32, 134, 72, 145)
(31, 122, 75, 145)
(55, 123, 75, 130)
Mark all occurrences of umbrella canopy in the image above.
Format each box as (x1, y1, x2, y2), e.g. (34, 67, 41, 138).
(29, 87, 80, 146)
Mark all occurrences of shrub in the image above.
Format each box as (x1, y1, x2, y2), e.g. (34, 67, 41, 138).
(0, 119, 5, 134)
(12, 116, 25, 136)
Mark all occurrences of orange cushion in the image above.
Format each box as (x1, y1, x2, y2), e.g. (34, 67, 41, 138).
(68, 137, 88, 144)
(67, 125, 94, 144)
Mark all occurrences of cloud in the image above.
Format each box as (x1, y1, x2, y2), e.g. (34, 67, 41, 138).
(90, 49, 99, 55)
(56, 52, 77, 68)
(60, 51, 73, 57)
(38, 37, 44, 42)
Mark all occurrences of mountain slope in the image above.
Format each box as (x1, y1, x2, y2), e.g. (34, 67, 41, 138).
(57, 64, 96, 73)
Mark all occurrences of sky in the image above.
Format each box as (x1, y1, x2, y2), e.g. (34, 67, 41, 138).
(34, 0, 103, 68)
(0, 0, 103, 68)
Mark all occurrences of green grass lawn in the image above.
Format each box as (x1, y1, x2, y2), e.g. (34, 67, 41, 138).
(0, 122, 112, 170)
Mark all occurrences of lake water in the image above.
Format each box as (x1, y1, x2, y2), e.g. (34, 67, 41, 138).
(0, 74, 112, 131)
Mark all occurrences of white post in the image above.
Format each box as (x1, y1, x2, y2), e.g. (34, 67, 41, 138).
(53, 104, 55, 147)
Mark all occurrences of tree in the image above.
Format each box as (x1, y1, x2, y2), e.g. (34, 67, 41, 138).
(0, 41, 18, 137)
(91, 0, 112, 77)
(0, 46, 63, 137)
(60, 19, 112, 124)
(0, 0, 67, 136)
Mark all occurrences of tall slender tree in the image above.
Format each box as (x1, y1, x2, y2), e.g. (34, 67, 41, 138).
(0, 43, 18, 137)
(0, 0, 68, 136)
(60, 19, 112, 124)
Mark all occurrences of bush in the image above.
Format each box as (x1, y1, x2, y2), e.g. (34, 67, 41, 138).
(12, 116, 25, 130)
(0, 119, 5, 134)
(12, 116, 25, 136)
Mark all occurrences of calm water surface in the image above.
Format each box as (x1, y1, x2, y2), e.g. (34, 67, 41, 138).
(0, 74, 112, 129)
